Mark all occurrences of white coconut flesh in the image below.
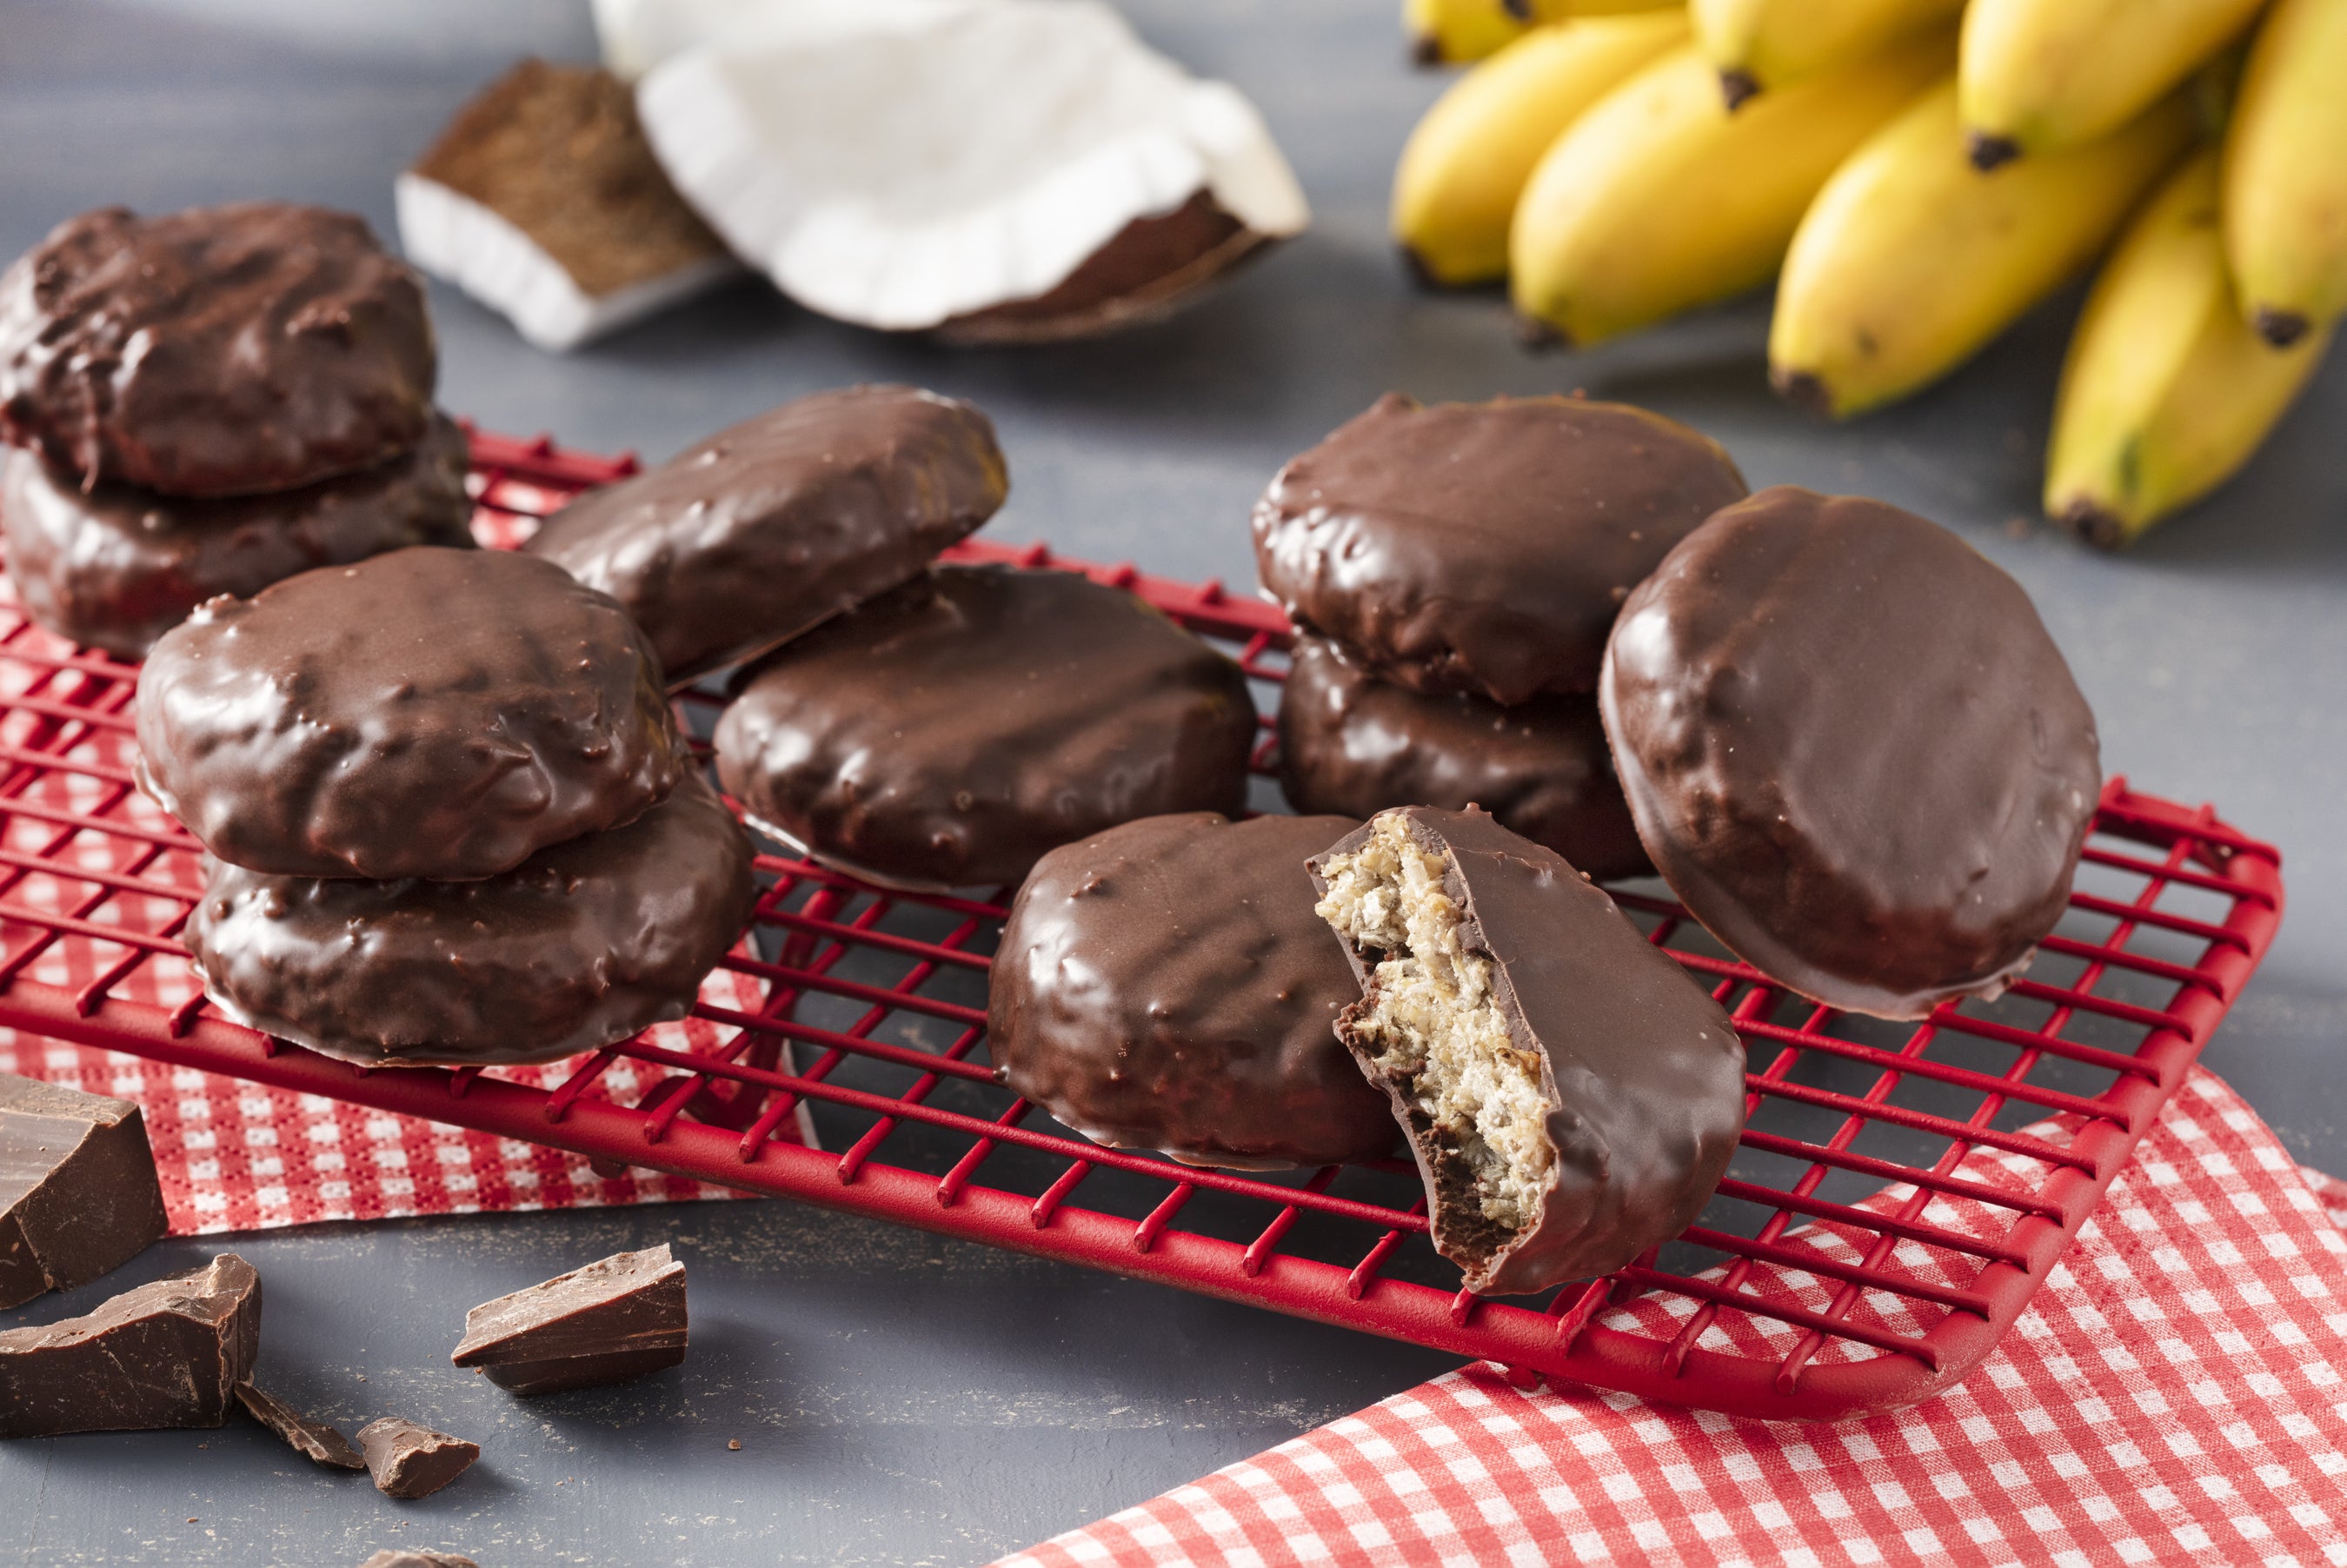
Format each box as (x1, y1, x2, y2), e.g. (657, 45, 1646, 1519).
(635, 0, 1310, 336)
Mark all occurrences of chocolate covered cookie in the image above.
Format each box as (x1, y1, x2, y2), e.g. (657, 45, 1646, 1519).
(1252, 394, 1747, 705)
(525, 386, 1006, 684)
(3, 415, 475, 660)
(186, 772, 755, 1068)
(715, 564, 1256, 890)
(136, 547, 682, 881)
(1600, 487, 2102, 1020)
(1311, 807, 1745, 1295)
(1277, 635, 1648, 881)
(0, 204, 435, 496)
(989, 813, 1396, 1172)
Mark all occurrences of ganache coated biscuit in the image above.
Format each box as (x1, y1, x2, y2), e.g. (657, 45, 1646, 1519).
(136, 546, 684, 881)
(1601, 487, 2103, 1020)
(1252, 394, 1747, 705)
(2, 415, 475, 660)
(525, 385, 1007, 684)
(0, 203, 435, 496)
(1276, 635, 1650, 882)
(989, 813, 1398, 1172)
(185, 771, 755, 1069)
(714, 564, 1257, 891)
(1311, 807, 1745, 1295)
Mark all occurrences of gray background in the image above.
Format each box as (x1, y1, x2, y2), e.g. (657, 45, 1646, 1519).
(1, 0, 2341, 1562)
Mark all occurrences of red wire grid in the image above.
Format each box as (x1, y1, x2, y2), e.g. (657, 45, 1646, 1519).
(0, 427, 2284, 1422)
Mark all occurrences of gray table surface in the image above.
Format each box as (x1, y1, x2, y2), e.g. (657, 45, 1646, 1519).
(2, 1, 2342, 1563)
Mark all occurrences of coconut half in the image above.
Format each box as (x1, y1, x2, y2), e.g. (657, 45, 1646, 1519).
(635, 0, 1310, 342)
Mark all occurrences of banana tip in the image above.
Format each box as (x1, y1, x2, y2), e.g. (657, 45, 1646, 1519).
(2251, 307, 2311, 349)
(1396, 245, 1441, 292)
(1965, 131, 2020, 172)
(1769, 368, 1833, 418)
(2051, 498, 2133, 552)
(1514, 314, 1570, 354)
(1407, 32, 1444, 68)
(1719, 70, 1761, 112)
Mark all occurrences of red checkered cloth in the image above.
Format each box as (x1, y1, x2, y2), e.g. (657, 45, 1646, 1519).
(999, 1068, 2347, 1568)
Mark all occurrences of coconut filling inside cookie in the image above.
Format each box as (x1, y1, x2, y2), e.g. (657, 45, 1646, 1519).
(1315, 816, 1555, 1259)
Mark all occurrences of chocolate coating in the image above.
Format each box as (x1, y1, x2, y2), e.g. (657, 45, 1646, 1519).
(989, 813, 1397, 1172)
(1253, 394, 1748, 705)
(1277, 635, 1649, 881)
(1311, 807, 1745, 1295)
(136, 546, 683, 881)
(1600, 487, 2103, 1020)
(2, 415, 475, 660)
(185, 771, 755, 1069)
(526, 386, 1007, 685)
(715, 564, 1257, 890)
(0, 204, 435, 496)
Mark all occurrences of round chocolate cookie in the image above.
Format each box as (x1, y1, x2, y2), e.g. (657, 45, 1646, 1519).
(0, 203, 435, 496)
(2, 415, 475, 660)
(1600, 487, 2103, 1020)
(989, 812, 1397, 1172)
(186, 771, 755, 1068)
(136, 547, 683, 881)
(714, 564, 1257, 890)
(524, 385, 1007, 686)
(1277, 635, 1649, 881)
(1252, 394, 1747, 705)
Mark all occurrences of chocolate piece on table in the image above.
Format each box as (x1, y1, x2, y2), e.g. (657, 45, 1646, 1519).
(0, 1253, 262, 1437)
(235, 1381, 367, 1470)
(1310, 807, 1745, 1295)
(526, 386, 1007, 685)
(715, 564, 1256, 891)
(135, 546, 683, 881)
(1252, 393, 1748, 705)
(1276, 634, 1650, 882)
(0, 415, 475, 661)
(990, 814, 1398, 1172)
(1600, 486, 2103, 1020)
(451, 1243, 687, 1394)
(356, 1554, 479, 1568)
(0, 1073, 169, 1310)
(186, 772, 755, 1069)
(357, 1417, 479, 1499)
(0, 203, 435, 497)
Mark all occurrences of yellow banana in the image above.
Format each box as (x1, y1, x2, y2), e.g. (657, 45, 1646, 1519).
(1404, 0, 1679, 68)
(1693, 0, 1960, 108)
(2223, 0, 2347, 346)
(1394, 13, 1690, 284)
(2046, 150, 2333, 548)
(1509, 30, 1951, 348)
(1958, 0, 2264, 166)
(1769, 79, 2194, 418)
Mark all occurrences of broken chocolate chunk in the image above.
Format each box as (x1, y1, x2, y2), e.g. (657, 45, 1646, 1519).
(0, 1253, 261, 1436)
(451, 1243, 686, 1395)
(356, 1553, 478, 1568)
(236, 1381, 366, 1470)
(0, 1072, 170, 1309)
(357, 1417, 479, 1498)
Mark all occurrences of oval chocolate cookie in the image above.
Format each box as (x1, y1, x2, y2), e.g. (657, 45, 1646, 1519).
(2, 415, 475, 661)
(186, 772, 755, 1068)
(1601, 487, 2103, 1020)
(525, 386, 1007, 686)
(714, 564, 1257, 890)
(990, 813, 1396, 1172)
(1252, 394, 1746, 705)
(136, 547, 683, 881)
(1277, 635, 1648, 881)
(0, 204, 435, 496)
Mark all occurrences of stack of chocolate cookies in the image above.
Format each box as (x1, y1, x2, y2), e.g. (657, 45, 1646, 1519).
(0, 203, 475, 659)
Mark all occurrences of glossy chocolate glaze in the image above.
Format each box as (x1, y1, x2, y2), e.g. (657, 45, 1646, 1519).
(1276, 635, 1650, 881)
(2, 415, 474, 660)
(526, 386, 1007, 685)
(136, 546, 683, 881)
(1600, 487, 2103, 1020)
(990, 813, 1397, 1172)
(715, 565, 1257, 891)
(1311, 807, 1745, 1295)
(186, 771, 754, 1069)
(0, 204, 435, 496)
(1252, 394, 1747, 704)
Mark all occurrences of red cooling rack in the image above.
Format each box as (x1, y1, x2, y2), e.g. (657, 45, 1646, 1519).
(0, 427, 2284, 1421)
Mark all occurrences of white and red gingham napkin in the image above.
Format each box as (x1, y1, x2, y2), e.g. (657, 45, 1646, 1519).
(999, 1067, 2347, 1568)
